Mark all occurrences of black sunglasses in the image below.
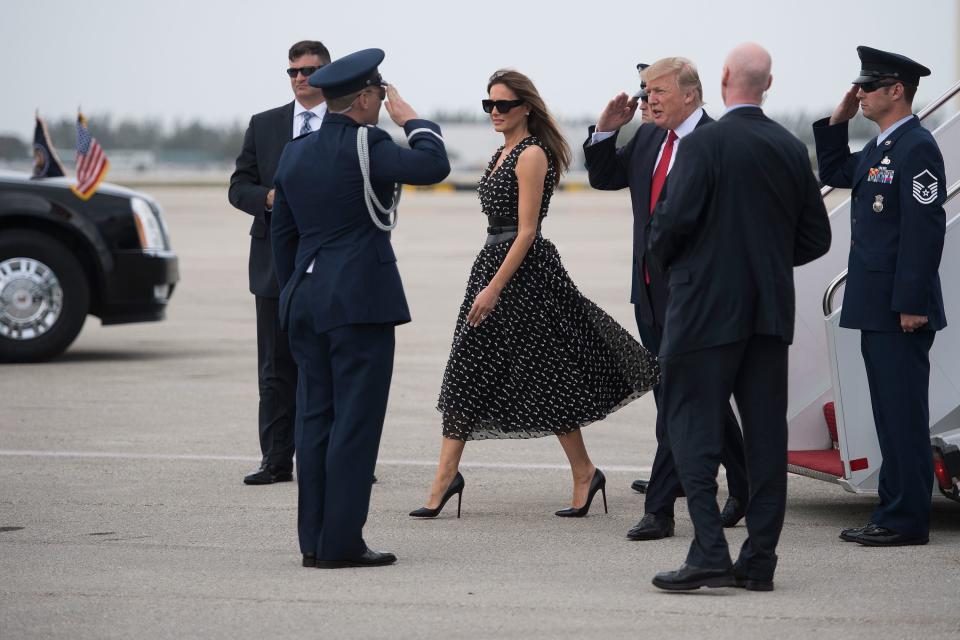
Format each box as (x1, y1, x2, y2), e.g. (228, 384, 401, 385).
(286, 65, 324, 78)
(857, 79, 899, 93)
(482, 99, 524, 114)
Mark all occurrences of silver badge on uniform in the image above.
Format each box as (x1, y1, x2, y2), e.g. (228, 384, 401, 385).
(873, 195, 884, 213)
(881, 157, 891, 165)
(912, 169, 938, 204)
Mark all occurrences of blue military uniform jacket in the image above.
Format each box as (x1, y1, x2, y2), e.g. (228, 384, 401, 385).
(813, 116, 947, 332)
(271, 113, 450, 333)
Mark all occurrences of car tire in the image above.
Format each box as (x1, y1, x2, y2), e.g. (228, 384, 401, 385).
(0, 230, 90, 363)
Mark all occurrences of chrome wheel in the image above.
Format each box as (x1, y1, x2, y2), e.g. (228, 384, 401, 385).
(0, 257, 64, 341)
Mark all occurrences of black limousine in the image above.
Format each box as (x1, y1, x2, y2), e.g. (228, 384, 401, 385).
(0, 171, 179, 362)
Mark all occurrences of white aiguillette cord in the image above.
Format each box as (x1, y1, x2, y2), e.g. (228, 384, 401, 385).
(357, 126, 402, 231)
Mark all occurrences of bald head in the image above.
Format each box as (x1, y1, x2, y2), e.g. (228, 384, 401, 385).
(722, 43, 772, 106)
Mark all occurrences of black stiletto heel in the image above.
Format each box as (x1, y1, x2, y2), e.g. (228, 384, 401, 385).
(409, 472, 465, 518)
(555, 469, 607, 518)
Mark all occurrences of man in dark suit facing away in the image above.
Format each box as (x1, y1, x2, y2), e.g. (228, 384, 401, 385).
(648, 43, 831, 591)
(229, 40, 330, 485)
(584, 57, 749, 542)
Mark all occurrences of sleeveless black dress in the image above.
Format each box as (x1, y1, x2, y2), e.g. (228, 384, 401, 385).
(437, 136, 659, 441)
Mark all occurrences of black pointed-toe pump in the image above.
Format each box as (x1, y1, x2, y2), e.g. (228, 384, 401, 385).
(555, 468, 607, 518)
(409, 472, 465, 519)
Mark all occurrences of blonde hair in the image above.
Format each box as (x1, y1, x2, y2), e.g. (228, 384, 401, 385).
(642, 57, 704, 105)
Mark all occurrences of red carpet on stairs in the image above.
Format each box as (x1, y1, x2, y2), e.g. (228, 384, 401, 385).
(787, 449, 844, 478)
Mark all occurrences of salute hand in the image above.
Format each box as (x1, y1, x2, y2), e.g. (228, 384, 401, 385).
(829, 85, 860, 125)
(597, 93, 639, 133)
(385, 85, 419, 127)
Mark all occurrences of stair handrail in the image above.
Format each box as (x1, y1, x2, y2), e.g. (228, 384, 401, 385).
(823, 178, 960, 316)
(819, 79, 960, 200)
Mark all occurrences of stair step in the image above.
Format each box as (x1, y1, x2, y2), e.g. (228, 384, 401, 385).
(787, 449, 843, 481)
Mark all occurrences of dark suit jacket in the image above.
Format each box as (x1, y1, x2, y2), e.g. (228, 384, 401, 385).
(583, 112, 713, 327)
(229, 101, 295, 298)
(271, 114, 450, 333)
(813, 116, 946, 332)
(648, 106, 832, 357)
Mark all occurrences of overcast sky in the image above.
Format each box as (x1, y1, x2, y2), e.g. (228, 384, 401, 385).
(2, 0, 957, 138)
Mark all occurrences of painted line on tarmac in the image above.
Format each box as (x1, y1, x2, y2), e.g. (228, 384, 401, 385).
(0, 449, 652, 474)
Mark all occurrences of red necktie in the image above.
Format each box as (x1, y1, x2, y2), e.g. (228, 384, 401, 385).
(645, 130, 678, 284)
(649, 130, 678, 213)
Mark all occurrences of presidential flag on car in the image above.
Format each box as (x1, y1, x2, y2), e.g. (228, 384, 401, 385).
(31, 112, 65, 179)
(70, 111, 109, 200)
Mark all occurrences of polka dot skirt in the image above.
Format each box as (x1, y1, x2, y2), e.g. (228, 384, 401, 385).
(436, 137, 660, 441)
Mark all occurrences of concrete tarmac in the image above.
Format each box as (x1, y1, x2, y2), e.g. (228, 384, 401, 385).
(1, 187, 957, 639)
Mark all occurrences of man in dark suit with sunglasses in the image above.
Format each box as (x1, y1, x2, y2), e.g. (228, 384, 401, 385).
(814, 46, 946, 547)
(228, 40, 331, 486)
(584, 58, 750, 543)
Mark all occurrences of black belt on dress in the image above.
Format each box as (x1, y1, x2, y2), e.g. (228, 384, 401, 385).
(487, 215, 517, 227)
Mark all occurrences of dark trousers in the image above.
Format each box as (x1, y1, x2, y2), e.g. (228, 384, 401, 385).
(255, 296, 297, 471)
(633, 305, 749, 517)
(287, 282, 395, 560)
(661, 336, 788, 577)
(861, 330, 935, 539)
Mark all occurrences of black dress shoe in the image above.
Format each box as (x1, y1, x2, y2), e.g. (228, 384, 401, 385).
(839, 522, 875, 542)
(626, 513, 675, 541)
(243, 465, 293, 485)
(632, 478, 686, 497)
(732, 565, 774, 591)
(855, 525, 928, 547)
(302, 553, 316, 568)
(315, 547, 397, 569)
(720, 496, 747, 528)
(652, 563, 735, 591)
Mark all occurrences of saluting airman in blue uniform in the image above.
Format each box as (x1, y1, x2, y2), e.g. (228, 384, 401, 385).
(271, 48, 450, 568)
(814, 46, 947, 547)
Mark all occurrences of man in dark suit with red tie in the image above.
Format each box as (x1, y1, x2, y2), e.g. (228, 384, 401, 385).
(229, 40, 331, 485)
(648, 43, 831, 591)
(584, 58, 749, 542)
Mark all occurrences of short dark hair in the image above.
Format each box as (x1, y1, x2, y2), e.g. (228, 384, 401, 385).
(326, 90, 361, 112)
(289, 40, 330, 63)
(902, 83, 917, 105)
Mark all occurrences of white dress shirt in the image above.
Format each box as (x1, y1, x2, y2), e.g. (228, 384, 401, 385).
(722, 103, 760, 116)
(876, 114, 914, 146)
(293, 100, 327, 138)
(590, 107, 705, 176)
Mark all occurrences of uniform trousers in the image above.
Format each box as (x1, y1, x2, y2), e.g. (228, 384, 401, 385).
(633, 305, 749, 518)
(287, 278, 395, 560)
(861, 330, 935, 538)
(661, 335, 788, 579)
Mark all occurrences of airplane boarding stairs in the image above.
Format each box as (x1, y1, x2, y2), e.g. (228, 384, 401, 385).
(786, 81, 960, 502)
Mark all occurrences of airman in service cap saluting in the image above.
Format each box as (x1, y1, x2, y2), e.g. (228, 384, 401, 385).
(813, 46, 947, 547)
(271, 48, 450, 569)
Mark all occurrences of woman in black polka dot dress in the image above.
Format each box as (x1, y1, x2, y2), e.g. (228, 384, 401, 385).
(410, 70, 659, 520)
